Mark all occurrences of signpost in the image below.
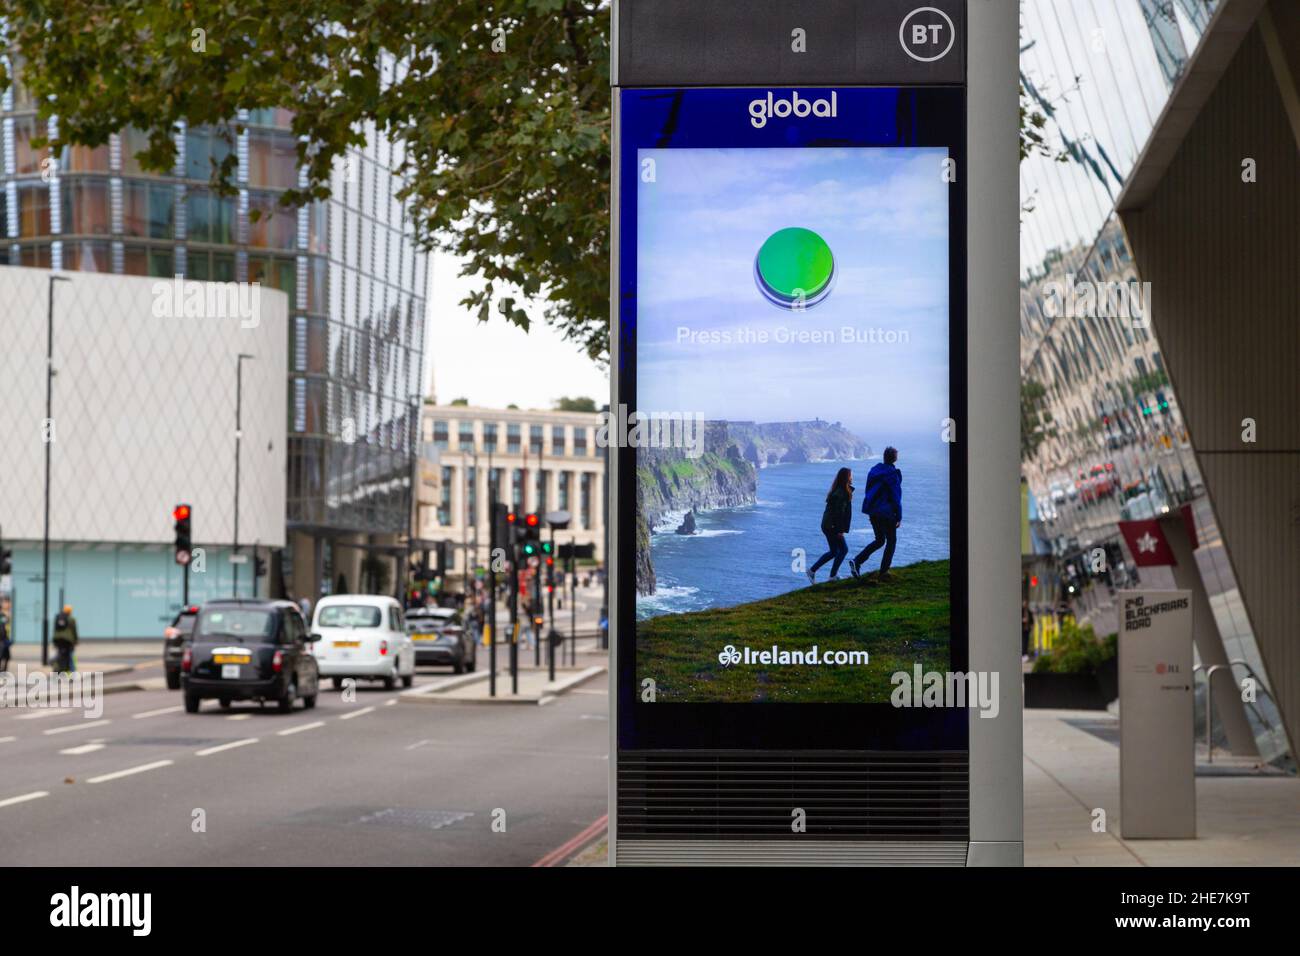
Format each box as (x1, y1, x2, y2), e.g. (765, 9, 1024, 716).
(1119, 590, 1195, 839)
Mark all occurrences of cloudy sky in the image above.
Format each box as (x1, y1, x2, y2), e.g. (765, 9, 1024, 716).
(422, 251, 608, 409)
(636, 146, 950, 441)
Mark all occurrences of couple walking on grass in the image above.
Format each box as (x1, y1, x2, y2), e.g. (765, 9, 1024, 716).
(807, 447, 902, 585)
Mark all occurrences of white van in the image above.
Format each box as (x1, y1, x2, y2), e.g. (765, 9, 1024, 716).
(310, 595, 416, 690)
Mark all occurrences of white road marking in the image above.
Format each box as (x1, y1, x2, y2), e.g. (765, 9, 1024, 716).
(385, 699, 398, 706)
(338, 707, 375, 721)
(0, 736, 15, 744)
(15, 710, 76, 721)
(405, 739, 431, 751)
(0, 790, 50, 808)
(226, 714, 252, 721)
(60, 743, 105, 755)
(87, 760, 173, 783)
(276, 721, 324, 737)
(132, 705, 183, 719)
(195, 737, 258, 756)
(43, 719, 112, 736)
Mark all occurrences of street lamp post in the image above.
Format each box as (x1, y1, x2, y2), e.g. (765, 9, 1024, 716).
(543, 510, 571, 682)
(570, 533, 577, 665)
(40, 275, 71, 666)
(232, 353, 254, 598)
(404, 393, 423, 605)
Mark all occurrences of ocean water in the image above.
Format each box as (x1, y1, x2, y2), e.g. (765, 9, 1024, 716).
(637, 450, 950, 620)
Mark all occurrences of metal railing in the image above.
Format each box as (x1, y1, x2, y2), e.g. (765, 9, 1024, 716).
(1194, 659, 1278, 763)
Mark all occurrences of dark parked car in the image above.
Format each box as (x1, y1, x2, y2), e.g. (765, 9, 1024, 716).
(406, 607, 477, 673)
(163, 605, 200, 690)
(181, 599, 320, 713)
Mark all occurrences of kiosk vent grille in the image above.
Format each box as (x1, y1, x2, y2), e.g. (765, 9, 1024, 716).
(617, 750, 968, 840)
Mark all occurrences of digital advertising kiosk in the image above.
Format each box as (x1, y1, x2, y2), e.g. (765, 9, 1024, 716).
(610, 0, 1020, 866)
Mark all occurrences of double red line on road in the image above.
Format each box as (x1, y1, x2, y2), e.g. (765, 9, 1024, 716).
(531, 814, 607, 867)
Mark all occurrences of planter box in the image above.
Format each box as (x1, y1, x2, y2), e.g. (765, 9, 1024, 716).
(1024, 670, 1113, 710)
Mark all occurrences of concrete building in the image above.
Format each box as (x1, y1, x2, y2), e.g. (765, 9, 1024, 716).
(419, 404, 607, 592)
(1, 65, 429, 612)
(0, 267, 287, 639)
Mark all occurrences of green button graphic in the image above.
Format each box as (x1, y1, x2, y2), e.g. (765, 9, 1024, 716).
(754, 227, 835, 309)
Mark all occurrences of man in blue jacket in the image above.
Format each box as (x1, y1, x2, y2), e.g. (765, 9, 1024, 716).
(848, 446, 902, 582)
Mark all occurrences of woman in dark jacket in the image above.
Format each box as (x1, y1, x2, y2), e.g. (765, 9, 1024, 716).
(807, 467, 853, 583)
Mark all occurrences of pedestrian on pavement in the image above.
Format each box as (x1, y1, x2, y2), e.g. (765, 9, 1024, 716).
(52, 604, 79, 673)
(0, 611, 11, 673)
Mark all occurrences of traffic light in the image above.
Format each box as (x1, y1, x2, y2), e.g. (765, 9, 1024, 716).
(254, 555, 267, 578)
(492, 503, 514, 551)
(172, 503, 192, 565)
(519, 513, 542, 557)
(0, 545, 11, 576)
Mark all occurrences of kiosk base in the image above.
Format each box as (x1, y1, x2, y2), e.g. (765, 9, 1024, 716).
(966, 841, 1024, 867)
(615, 840, 969, 867)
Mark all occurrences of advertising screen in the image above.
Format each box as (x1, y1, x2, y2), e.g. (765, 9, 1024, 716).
(618, 87, 966, 741)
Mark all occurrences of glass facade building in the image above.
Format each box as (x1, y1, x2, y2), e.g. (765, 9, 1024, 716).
(1, 70, 428, 562)
(1017, 0, 1288, 765)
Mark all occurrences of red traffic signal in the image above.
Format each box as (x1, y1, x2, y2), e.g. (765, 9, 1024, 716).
(506, 512, 517, 524)
(172, 504, 191, 522)
(525, 513, 539, 527)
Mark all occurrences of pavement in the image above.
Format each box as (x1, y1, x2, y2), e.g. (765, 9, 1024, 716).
(0, 664, 610, 866)
(1024, 707, 1300, 865)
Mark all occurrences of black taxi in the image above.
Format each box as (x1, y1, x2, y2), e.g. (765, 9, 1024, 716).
(181, 599, 320, 713)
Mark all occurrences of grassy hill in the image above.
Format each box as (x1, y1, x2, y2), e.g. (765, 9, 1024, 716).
(637, 559, 950, 703)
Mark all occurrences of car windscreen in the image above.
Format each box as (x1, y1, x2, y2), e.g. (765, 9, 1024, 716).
(317, 605, 383, 628)
(195, 608, 275, 642)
